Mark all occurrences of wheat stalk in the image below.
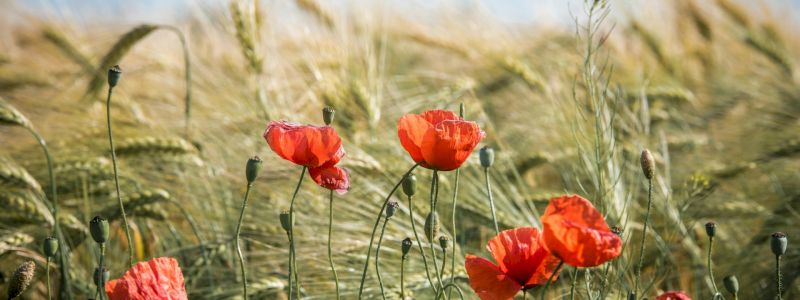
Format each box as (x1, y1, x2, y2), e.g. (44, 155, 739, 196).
(99, 188, 171, 220)
(83, 24, 159, 99)
(295, 0, 335, 29)
(42, 27, 94, 74)
(0, 99, 32, 129)
(0, 232, 34, 255)
(116, 137, 196, 156)
(0, 193, 46, 224)
(0, 161, 43, 192)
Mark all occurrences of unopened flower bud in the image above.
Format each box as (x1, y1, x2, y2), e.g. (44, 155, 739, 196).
(94, 267, 109, 287)
(705, 222, 716, 238)
(386, 201, 399, 219)
(401, 238, 413, 258)
(322, 106, 335, 125)
(610, 226, 623, 237)
(640, 149, 655, 180)
(424, 212, 439, 241)
(402, 174, 417, 197)
(279, 210, 293, 232)
(42, 237, 58, 258)
(90, 216, 109, 244)
(479, 146, 495, 168)
(723, 275, 739, 296)
(771, 232, 787, 257)
(439, 236, 450, 250)
(108, 65, 122, 88)
(7, 261, 35, 299)
(245, 156, 263, 184)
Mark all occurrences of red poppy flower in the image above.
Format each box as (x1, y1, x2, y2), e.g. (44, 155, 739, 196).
(105, 257, 187, 300)
(465, 227, 561, 300)
(397, 109, 485, 171)
(309, 165, 350, 194)
(656, 291, 691, 300)
(540, 195, 622, 267)
(264, 121, 344, 168)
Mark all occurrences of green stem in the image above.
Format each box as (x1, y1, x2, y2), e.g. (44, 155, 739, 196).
(408, 194, 437, 293)
(439, 246, 447, 282)
(776, 255, 782, 300)
(429, 170, 444, 292)
(634, 179, 653, 295)
(375, 218, 389, 300)
(328, 190, 340, 300)
(707, 237, 719, 296)
(400, 257, 406, 299)
(98, 244, 106, 300)
(569, 267, 578, 300)
(434, 283, 466, 300)
(46, 258, 51, 300)
(357, 164, 419, 298)
(234, 184, 253, 300)
(540, 260, 564, 300)
(448, 167, 460, 300)
(287, 167, 307, 299)
(106, 87, 134, 267)
(483, 168, 499, 235)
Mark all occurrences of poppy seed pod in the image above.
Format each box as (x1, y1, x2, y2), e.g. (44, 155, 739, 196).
(108, 65, 122, 88)
(245, 156, 263, 184)
(723, 275, 739, 295)
(401, 238, 412, 258)
(479, 146, 495, 168)
(42, 237, 58, 258)
(771, 232, 787, 257)
(438, 236, 450, 250)
(279, 210, 293, 232)
(322, 106, 335, 125)
(94, 267, 109, 287)
(424, 212, 440, 241)
(402, 174, 417, 197)
(640, 149, 655, 180)
(386, 201, 399, 219)
(7, 260, 35, 299)
(705, 222, 716, 238)
(90, 216, 109, 244)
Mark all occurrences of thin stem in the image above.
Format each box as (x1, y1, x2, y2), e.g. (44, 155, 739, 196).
(106, 87, 134, 267)
(523, 289, 527, 300)
(409, 194, 437, 292)
(375, 218, 389, 300)
(287, 167, 307, 299)
(776, 255, 782, 300)
(483, 168, 499, 235)
(540, 260, 564, 300)
(707, 237, 719, 296)
(429, 170, 444, 292)
(439, 246, 447, 282)
(234, 184, 253, 300)
(448, 167, 460, 300)
(569, 267, 578, 300)
(46, 258, 51, 300)
(357, 164, 419, 298)
(400, 257, 406, 299)
(634, 179, 653, 295)
(434, 283, 466, 300)
(598, 261, 611, 296)
(328, 190, 340, 300)
(98, 244, 106, 300)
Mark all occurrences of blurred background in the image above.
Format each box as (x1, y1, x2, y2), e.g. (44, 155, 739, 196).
(0, 0, 798, 299)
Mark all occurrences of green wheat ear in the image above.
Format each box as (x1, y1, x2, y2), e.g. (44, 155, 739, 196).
(84, 24, 159, 99)
(0, 159, 43, 193)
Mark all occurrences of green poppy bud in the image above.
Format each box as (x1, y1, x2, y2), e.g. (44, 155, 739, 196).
(705, 222, 716, 238)
(723, 275, 739, 296)
(386, 201, 399, 219)
(401, 238, 412, 258)
(279, 210, 293, 232)
(640, 149, 655, 180)
(402, 174, 417, 197)
(108, 65, 122, 88)
(245, 156, 263, 184)
(424, 212, 439, 241)
(42, 237, 58, 258)
(771, 232, 787, 257)
(479, 146, 495, 168)
(438, 236, 450, 250)
(90, 216, 109, 244)
(322, 106, 335, 125)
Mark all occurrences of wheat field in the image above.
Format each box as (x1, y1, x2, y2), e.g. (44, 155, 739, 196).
(0, 0, 798, 299)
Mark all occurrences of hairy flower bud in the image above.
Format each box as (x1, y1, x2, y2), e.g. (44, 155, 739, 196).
(245, 156, 263, 184)
(7, 261, 35, 299)
(108, 65, 122, 88)
(424, 212, 439, 241)
(279, 210, 293, 232)
(771, 232, 787, 257)
(90, 216, 109, 244)
(705, 222, 716, 238)
(322, 106, 335, 125)
(640, 149, 655, 180)
(402, 174, 417, 197)
(723, 275, 739, 296)
(401, 238, 413, 258)
(386, 201, 399, 219)
(42, 237, 58, 258)
(479, 146, 495, 168)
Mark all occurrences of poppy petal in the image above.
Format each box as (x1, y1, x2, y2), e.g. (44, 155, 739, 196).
(420, 109, 460, 125)
(465, 255, 523, 300)
(106, 257, 187, 300)
(486, 227, 561, 287)
(656, 291, 692, 300)
(541, 195, 622, 267)
(397, 114, 433, 165)
(309, 166, 350, 194)
(264, 121, 343, 168)
(420, 120, 485, 171)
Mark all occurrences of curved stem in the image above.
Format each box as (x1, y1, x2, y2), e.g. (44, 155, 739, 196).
(400, 257, 406, 300)
(540, 260, 564, 300)
(106, 87, 134, 267)
(328, 190, 340, 300)
(448, 167, 460, 300)
(429, 170, 444, 292)
(161, 26, 192, 139)
(357, 164, 419, 298)
(569, 267, 578, 300)
(634, 179, 653, 295)
(375, 218, 389, 300)
(287, 167, 307, 299)
(409, 194, 437, 292)
(439, 246, 447, 282)
(707, 237, 719, 296)
(234, 184, 252, 300)
(46, 258, 51, 300)
(434, 283, 466, 300)
(483, 168, 499, 235)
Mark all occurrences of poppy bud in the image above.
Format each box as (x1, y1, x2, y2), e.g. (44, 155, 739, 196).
(439, 236, 450, 250)
(108, 65, 122, 88)
(7, 261, 35, 299)
(42, 237, 58, 258)
(402, 174, 417, 197)
(424, 212, 439, 241)
(401, 238, 412, 258)
(322, 106, 335, 125)
(90, 216, 109, 244)
(386, 201, 399, 219)
(279, 210, 293, 232)
(640, 149, 655, 180)
(610, 226, 623, 237)
(723, 275, 739, 295)
(770, 232, 787, 257)
(705, 222, 716, 238)
(93, 267, 109, 287)
(245, 156, 262, 184)
(479, 146, 494, 168)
